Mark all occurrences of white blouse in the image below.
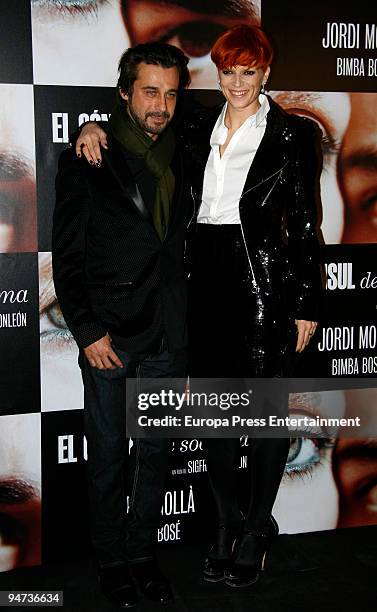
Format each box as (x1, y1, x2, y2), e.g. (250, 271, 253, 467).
(197, 93, 270, 225)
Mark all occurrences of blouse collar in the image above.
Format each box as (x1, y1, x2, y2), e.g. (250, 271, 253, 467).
(211, 93, 270, 147)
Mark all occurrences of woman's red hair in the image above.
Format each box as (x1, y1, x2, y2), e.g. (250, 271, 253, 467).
(211, 25, 273, 71)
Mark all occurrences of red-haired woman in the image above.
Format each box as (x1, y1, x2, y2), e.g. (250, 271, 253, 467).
(75, 25, 322, 589)
(185, 24, 321, 588)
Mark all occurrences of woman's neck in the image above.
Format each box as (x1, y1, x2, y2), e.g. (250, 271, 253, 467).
(224, 98, 261, 131)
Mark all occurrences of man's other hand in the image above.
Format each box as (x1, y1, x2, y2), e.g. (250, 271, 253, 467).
(84, 333, 123, 369)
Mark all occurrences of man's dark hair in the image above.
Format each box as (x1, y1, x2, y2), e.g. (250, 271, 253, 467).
(117, 43, 191, 96)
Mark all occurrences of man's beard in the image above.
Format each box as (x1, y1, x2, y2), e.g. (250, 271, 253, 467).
(128, 100, 170, 136)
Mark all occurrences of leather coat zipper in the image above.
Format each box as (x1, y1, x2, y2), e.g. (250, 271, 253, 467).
(187, 186, 198, 230)
(238, 163, 288, 287)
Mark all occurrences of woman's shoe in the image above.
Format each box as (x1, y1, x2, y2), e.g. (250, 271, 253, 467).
(224, 515, 279, 588)
(203, 522, 242, 582)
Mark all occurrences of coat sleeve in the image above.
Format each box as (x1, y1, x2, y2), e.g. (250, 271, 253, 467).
(52, 148, 107, 348)
(285, 118, 323, 321)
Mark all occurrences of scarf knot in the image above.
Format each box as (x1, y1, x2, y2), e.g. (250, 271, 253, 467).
(110, 104, 175, 240)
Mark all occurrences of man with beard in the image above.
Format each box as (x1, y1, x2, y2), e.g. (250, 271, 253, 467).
(52, 43, 190, 608)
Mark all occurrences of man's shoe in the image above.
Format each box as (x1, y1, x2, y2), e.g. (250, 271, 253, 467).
(130, 558, 173, 604)
(98, 563, 138, 608)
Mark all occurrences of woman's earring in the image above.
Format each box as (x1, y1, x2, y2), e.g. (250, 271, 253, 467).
(218, 81, 222, 91)
(261, 82, 266, 94)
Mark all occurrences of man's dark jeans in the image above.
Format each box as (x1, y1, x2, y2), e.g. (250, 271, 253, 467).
(79, 345, 187, 568)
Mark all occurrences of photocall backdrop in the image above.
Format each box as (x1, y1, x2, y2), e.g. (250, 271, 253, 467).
(0, 0, 376, 571)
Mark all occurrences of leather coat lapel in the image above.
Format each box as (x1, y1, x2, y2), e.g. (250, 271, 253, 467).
(190, 99, 289, 211)
(166, 148, 184, 235)
(240, 98, 289, 197)
(102, 140, 152, 225)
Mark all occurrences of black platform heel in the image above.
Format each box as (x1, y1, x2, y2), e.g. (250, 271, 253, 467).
(224, 515, 279, 588)
(203, 521, 243, 582)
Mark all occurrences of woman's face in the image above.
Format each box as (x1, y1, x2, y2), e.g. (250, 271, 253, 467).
(218, 65, 269, 114)
(31, 0, 260, 89)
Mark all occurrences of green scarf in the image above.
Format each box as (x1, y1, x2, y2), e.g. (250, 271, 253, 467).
(110, 104, 175, 241)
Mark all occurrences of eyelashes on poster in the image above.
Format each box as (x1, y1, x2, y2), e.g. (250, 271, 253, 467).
(38, 253, 83, 412)
(30, 0, 261, 88)
(0, 0, 376, 571)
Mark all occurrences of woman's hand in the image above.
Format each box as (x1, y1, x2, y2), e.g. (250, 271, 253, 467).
(295, 319, 318, 352)
(76, 122, 108, 166)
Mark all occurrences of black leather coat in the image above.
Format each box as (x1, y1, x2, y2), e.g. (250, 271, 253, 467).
(183, 96, 323, 376)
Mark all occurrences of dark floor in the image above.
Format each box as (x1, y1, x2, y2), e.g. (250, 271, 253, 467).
(1, 526, 376, 612)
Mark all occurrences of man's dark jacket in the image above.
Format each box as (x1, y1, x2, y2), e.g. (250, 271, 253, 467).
(52, 130, 191, 353)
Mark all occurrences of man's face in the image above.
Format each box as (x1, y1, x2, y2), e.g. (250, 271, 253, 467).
(120, 62, 179, 138)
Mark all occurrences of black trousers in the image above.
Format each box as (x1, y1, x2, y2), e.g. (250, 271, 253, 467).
(80, 345, 187, 567)
(189, 224, 292, 533)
